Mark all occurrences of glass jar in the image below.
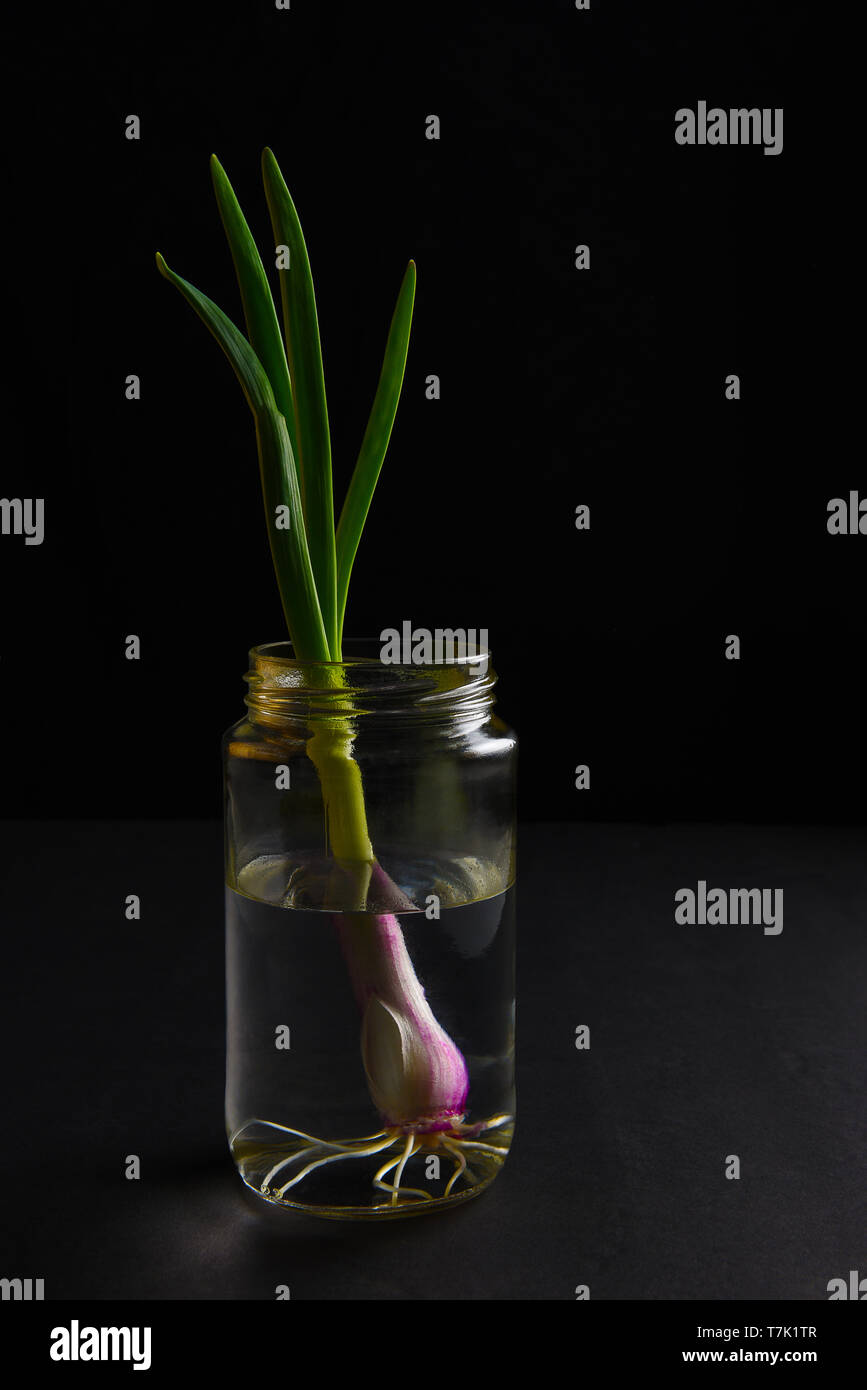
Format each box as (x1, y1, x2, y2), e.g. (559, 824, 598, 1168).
(223, 639, 517, 1219)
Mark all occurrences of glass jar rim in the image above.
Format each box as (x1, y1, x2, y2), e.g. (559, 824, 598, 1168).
(254, 636, 492, 668)
(244, 638, 496, 726)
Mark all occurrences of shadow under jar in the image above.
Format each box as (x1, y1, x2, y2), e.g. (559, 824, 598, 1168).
(223, 639, 517, 1219)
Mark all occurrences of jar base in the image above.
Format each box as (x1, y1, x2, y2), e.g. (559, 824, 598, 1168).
(229, 1116, 513, 1220)
(238, 1170, 500, 1220)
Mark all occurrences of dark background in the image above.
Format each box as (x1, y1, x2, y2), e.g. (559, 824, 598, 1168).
(2, 0, 860, 823)
(1, 0, 864, 1317)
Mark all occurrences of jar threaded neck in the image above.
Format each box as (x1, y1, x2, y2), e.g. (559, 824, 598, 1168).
(244, 639, 496, 730)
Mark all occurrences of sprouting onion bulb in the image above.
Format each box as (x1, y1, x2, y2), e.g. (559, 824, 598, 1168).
(337, 912, 470, 1132)
(157, 152, 505, 1203)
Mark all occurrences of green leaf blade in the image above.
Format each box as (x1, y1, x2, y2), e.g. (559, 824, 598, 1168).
(155, 252, 331, 661)
(209, 154, 299, 467)
(335, 259, 416, 648)
(261, 147, 338, 659)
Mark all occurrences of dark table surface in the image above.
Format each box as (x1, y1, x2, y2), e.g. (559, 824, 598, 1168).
(1, 819, 863, 1300)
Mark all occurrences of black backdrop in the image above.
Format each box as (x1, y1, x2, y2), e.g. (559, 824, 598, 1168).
(1, 0, 865, 1330)
(1, 0, 861, 823)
